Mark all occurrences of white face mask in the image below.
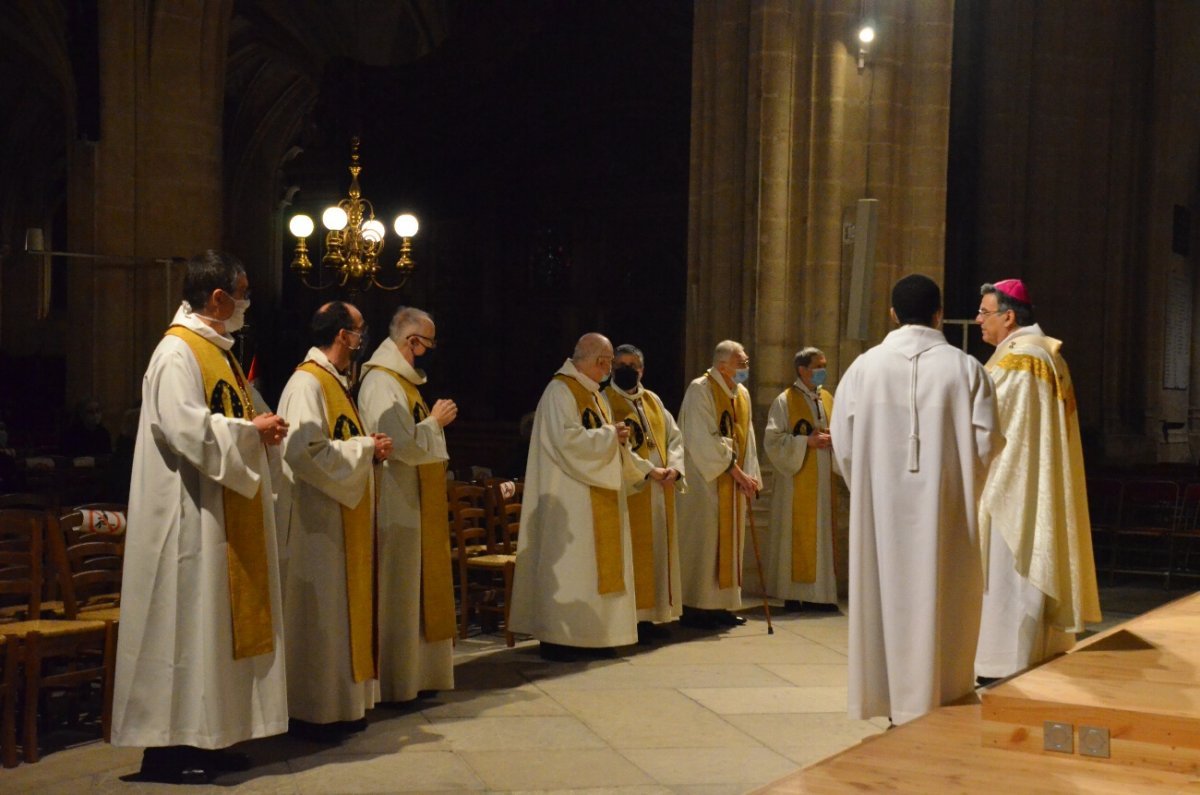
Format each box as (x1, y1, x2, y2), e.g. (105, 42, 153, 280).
(224, 299, 250, 333)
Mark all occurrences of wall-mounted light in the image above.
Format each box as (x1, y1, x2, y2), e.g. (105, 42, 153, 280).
(857, 23, 875, 73)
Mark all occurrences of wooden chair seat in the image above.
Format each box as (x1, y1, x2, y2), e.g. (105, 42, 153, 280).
(0, 619, 107, 638)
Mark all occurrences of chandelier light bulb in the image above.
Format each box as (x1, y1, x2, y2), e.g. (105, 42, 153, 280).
(322, 206, 349, 231)
(361, 219, 385, 243)
(394, 213, 419, 238)
(858, 25, 875, 44)
(289, 214, 315, 238)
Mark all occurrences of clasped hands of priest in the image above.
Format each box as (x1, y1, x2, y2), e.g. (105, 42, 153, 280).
(252, 412, 289, 446)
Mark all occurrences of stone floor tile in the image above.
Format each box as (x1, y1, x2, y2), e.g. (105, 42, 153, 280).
(297, 715, 454, 755)
(461, 748, 654, 790)
(623, 633, 845, 666)
(758, 662, 848, 687)
(288, 750, 485, 792)
(0, 742, 142, 790)
(550, 689, 761, 749)
(681, 685, 848, 714)
(723, 711, 883, 765)
(419, 715, 609, 751)
(529, 661, 793, 691)
(419, 683, 570, 718)
(620, 746, 799, 786)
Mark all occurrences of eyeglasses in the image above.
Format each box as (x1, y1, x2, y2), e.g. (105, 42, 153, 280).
(344, 325, 367, 339)
(976, 308, 1007, 318)
(407, 333, 437, 350)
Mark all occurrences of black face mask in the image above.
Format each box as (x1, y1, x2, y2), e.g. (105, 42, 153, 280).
(412, 344, 434, 371)
(612, 365, 639, 391)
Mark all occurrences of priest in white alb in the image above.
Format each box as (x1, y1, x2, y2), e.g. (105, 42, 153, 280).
(113, 251, 291, 782)
(974, 279, 1101, 681)
(509, 332, 643, 661)
(359, 306, 458, 702)
(676, 340, 762, 630)
(764, 347, 839, 612)
(604, 343, 686, 642)
(277, 301, 392, 739)
(831, 274, 1001, 725)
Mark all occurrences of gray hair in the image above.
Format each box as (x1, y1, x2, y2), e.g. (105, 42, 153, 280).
(614, 344, 645, 367)
(712, 340, 745, 367)
(388, 306, 433, 343)
(794, 347, 824, 369)
(980, 283, 1035, 326)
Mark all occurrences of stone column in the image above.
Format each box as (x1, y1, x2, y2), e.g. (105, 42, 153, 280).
(687, 0, 955, 590)
(66, 1, 231, 424)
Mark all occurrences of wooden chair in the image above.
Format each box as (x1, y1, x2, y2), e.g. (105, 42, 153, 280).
(0, 508, 114, 765)
(1085, 477, 1123, 583)
(482, 479, 523, 554)
(450, 502, 490, 638)
(46, 507, 125, 621)
(1170, 483, 1200, 590)
(1110, 480, 1179, 588)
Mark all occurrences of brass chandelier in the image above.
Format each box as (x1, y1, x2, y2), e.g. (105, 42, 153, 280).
(287, 137, 419, 292)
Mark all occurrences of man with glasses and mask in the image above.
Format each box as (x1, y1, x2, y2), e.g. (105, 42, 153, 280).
(276, 301, 393, 740)
(113, 250, 290, 782)
(509, 332, 645, 661)
(677, 340, 762, 630)
(764, 347, 839, 614)
(604, 344, 686, 643)
(974, 280, 1100, 684)
(359, 306, 458, 703)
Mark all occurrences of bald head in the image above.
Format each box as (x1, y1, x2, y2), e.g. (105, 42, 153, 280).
(571, 332, 614, 385)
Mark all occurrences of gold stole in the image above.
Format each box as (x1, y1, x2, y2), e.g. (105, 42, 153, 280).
(553, 375, 624, 594)
(606, 387, 676, 609)
(165, 326, 273, 660)
(785, 386, 834, 583)
(296, 361, 376, 683)
(706, 373, 750, 588)
(362, 366, 457, 643)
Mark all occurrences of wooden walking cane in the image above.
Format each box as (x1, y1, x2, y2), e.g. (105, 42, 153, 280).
(745, 497, 774, 635)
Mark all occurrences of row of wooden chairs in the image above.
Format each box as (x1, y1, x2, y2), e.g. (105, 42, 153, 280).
(448, 479, 523, 645)
(0, 495, 125, 768)
(1088, 478, 1200, 589)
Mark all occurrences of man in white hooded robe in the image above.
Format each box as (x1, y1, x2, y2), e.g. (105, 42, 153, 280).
(831, 274, 1001, 725)
(359, 306, 458, 702)
(508, 333, 645, 660)
(113, 251, 291, 782)
(604, 344, 686, 641)
(764, 347, 838, 612)
(676, 340, 762, 629)
(277, 301, 392, 738)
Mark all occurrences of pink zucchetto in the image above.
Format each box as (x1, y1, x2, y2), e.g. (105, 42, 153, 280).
(994, 278, 1030, 305)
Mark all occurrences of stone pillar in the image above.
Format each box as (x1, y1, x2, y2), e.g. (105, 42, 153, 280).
(687, 0, 955, 590)
(66, 1, 231, 425)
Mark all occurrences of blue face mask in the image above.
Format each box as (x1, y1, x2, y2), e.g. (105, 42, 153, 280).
(811, 368, 827, 387)
(733, 368, 750, 384)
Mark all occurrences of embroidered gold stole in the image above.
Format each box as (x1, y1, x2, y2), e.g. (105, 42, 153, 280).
(297, 360, 376, 682)
(606, 387, 676, 609)
(785, 386, 834, 583)
(165, 326, 273, 660)
(706, 373, 750, 589)
(362, 365, 457, 643)
(553, 375, 624, 594)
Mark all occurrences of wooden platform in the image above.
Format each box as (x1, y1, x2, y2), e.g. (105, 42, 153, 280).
(982, 591, 1200, 774)
(756, 593, 1200, 792)
(753, 702, 1200, 793)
